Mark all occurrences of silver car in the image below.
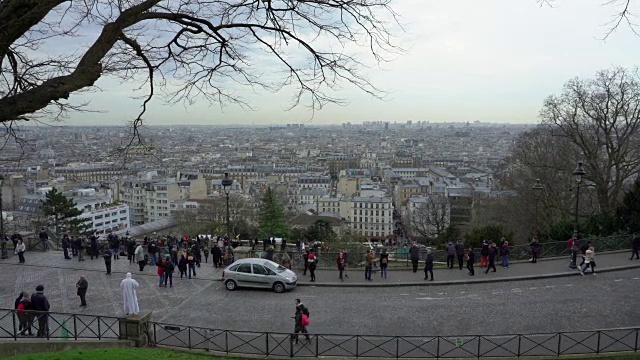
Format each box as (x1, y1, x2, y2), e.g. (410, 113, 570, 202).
(222, 258, 298, 293)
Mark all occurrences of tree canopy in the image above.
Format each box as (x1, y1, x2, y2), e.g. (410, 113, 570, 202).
(41, 188, 92, 237)
(259, 187, 288, 239)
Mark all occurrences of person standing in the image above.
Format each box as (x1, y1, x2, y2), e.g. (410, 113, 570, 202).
(187, 253, 197, 279)
(62, 234, 72, 259)
(501, 239, 510, 268)
(38, 228, 49, 251)
(480, 240, 489, 268)
(446, 241, 456, 269)
(203, 246, 210, 264)
(530, 237, 540, 263)
(157, 257, 166, 287)
(308, 253, 317, 282)
(631, 234, 639, 260)
(31, 285, 50, 337)
(127, 239, 136, 264)
(266, 245, 275, 261)
(90, 233, 99, 260)
(364, 249, 374, 281)
(109, 233, 120, 260)
(76, 276, 88, 307)
(409, 242, 420, 273)
(379, 249, 389, 278)
(70, 235, 77, 257)
(581, 246, 597, 275)
(424, 250, 434, 281)
(282, 252, 292, 269)
(178, 255, 188, 278)
(337, 252, 345, 281)
(456, 240, 465, 270)
(134, 243, 146, 271)
(342, 251, 349, 278)
(120, 273, 140, 316)
(485, 242, 497, 274)
(103, 247, 112, 275)
(76, 237, 85, 261)
(211, 245, 221, 268)
(303, 249, 310, 276)
(15, 239, 26, 264)
(163, 256, 174, 287)
(466, 247, 475, 276)
(148, 240, 157, 267)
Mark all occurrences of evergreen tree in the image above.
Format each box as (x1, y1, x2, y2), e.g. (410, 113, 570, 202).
(259, 187, 289, 239)
(41, 189, 92, 237)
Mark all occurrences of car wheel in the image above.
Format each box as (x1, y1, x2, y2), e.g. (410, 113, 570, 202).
(225, 280, 237, 291)
(273, 282, 285, 293)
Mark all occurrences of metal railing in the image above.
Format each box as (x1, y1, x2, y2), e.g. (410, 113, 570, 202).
(151, 322, 639, 358)
(248, 234, 634, 270)
(0, 309, 637, 358)
(0, 309, 121, 341)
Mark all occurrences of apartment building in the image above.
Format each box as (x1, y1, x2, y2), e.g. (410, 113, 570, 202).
(316, 195, 394, 239)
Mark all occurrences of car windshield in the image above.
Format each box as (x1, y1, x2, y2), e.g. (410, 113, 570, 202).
(264, 261, 287, 273)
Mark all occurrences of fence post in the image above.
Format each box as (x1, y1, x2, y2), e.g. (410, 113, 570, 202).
(396, 337, 399, 359)
(225, 330, 229, 353)
(188, 326, 192, 349)
(356, 335, 359, 358)
(98, 316, 101, 340)
(477, 336, 481, 359)
(315, 335, 319, 358)
(437, 336, 440, 358)
(557, 333, 562, 356)
(73, 315, 78, 340)
(153, 323, 157, 346)
(289, 332, 293, 358)
(635, 328, 638, 352)
(265, 332, 269, 356)
(517, 335, 521, 358)
(12, 310, 17, 341)
(596, 331, 601, 354)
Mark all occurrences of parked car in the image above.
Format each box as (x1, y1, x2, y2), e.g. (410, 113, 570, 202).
(222, 258, 298, 293)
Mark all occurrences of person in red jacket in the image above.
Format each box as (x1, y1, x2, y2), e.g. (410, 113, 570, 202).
(157, 258, 166, 287)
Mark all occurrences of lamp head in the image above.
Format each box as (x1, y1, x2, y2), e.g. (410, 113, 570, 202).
(573, 162, 586, 183)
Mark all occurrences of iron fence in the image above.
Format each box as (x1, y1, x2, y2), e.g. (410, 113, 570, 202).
(249, 234, 634, 270)
(151, 322, 639, 358)
(0, 309, 121, 341)
(0, 308, 637, 358)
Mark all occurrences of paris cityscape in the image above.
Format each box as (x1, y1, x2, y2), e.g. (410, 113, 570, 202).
(1, 0, 639, 359)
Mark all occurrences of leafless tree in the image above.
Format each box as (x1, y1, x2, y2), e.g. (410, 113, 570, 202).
(540, 67, 640, 214)
(405, 196, 450, 240)
(0, 0, 400, 147)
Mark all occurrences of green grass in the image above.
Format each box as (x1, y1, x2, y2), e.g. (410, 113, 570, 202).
(6, 347, 640, 360)
(7, 348, 233, 360)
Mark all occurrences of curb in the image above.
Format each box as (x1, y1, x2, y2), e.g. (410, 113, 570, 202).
(294, 263, 640, 287)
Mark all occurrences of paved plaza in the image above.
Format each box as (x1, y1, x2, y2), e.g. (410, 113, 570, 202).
(1, 250, 639, 337)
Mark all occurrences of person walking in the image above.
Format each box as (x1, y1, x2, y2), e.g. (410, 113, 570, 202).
(485, 242, 497, 274)
(76, 237, 85, 261)
(303, 249, 310, 276)
(127, 239, 136, 264)
(446, 241, 456, 269)
(337, 252, 345, 281)
(480, 240, 489, 268)
(266, 245, 275, 261)
(187, 253, 197, 279)
(120, 273, 140, 316)
(466, 247, 475, 276)
(501, 239, 510, 268)
(62, 234, 72, 259)
(291, 302, 311, 345)
(15, 238, 26, 264)
(211, 245, 221, 268)
(17, 292, 33, 336)
(163, 256, 174, 287)
(308, 253, 317, 282)
(379, 249, 389, 278)
(581, 246, 597, 275)
(456, 240, 465, 270)
(631, 234, 639, 260)
(76, 276, 88, 307)
(178, 255, 188, 278)
(134, 244, 146, 271)
(342, 251, 349, 278)
(157, 257, 166, 287)
(203, 246, 210, 264)
(102, 247, 112, 275)
(364, 249, 374, 281)
(424, 250, 434, 281)
(409, 242, 420, 273)
(31, 285, 50, 337)
(530, 237, 540, 263)
(39, 228, 49, 251)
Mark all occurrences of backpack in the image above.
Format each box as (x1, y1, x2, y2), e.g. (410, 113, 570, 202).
(301, 314, 310, 327)
(165, 261, 175, 272)
(17, 302, 25, 316)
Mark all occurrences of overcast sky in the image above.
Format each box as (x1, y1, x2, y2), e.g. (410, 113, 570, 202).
(63, 0, 639, 126)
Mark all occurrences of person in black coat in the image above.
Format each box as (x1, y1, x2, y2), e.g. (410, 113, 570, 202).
(466, 247, 475, 276)
(90, 234, 99, 260)
(211, 246, 222, 268)
(62, 234, 71, 259)
(424, 250, 434, 281)
(631, 234, 639, 260)
(76, 276, 88, 306)
(127, 239, 136, 264)
(31, 285, 50, 337)
(75, 237, 85, 261)
(103, 248, 112, 275)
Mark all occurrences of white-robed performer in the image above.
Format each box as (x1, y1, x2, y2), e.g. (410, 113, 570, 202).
(120, 272, 139, 316)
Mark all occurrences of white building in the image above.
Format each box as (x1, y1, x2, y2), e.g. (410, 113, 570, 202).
(77, 204, 130, 236)
(316, 195, 394, 239)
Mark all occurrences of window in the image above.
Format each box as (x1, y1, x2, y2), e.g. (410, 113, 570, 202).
(252, 264, 269, 275)
(237, 264, 252, 273)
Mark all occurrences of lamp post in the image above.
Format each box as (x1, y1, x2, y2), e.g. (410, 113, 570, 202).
(569, 162, 586, 269)
(0, 175, 7, 260)
(221, 172, 233, 239)
(532, 178, 544, 237)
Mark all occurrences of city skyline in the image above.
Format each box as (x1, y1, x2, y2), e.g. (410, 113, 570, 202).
(55, 0, 638, 126)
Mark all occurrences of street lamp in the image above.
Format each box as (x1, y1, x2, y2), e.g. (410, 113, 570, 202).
(569, 162, 586, 269)
(221, 172, 233, 239)
(532, 178, 544, 237)
(0, 175, 7, 260)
